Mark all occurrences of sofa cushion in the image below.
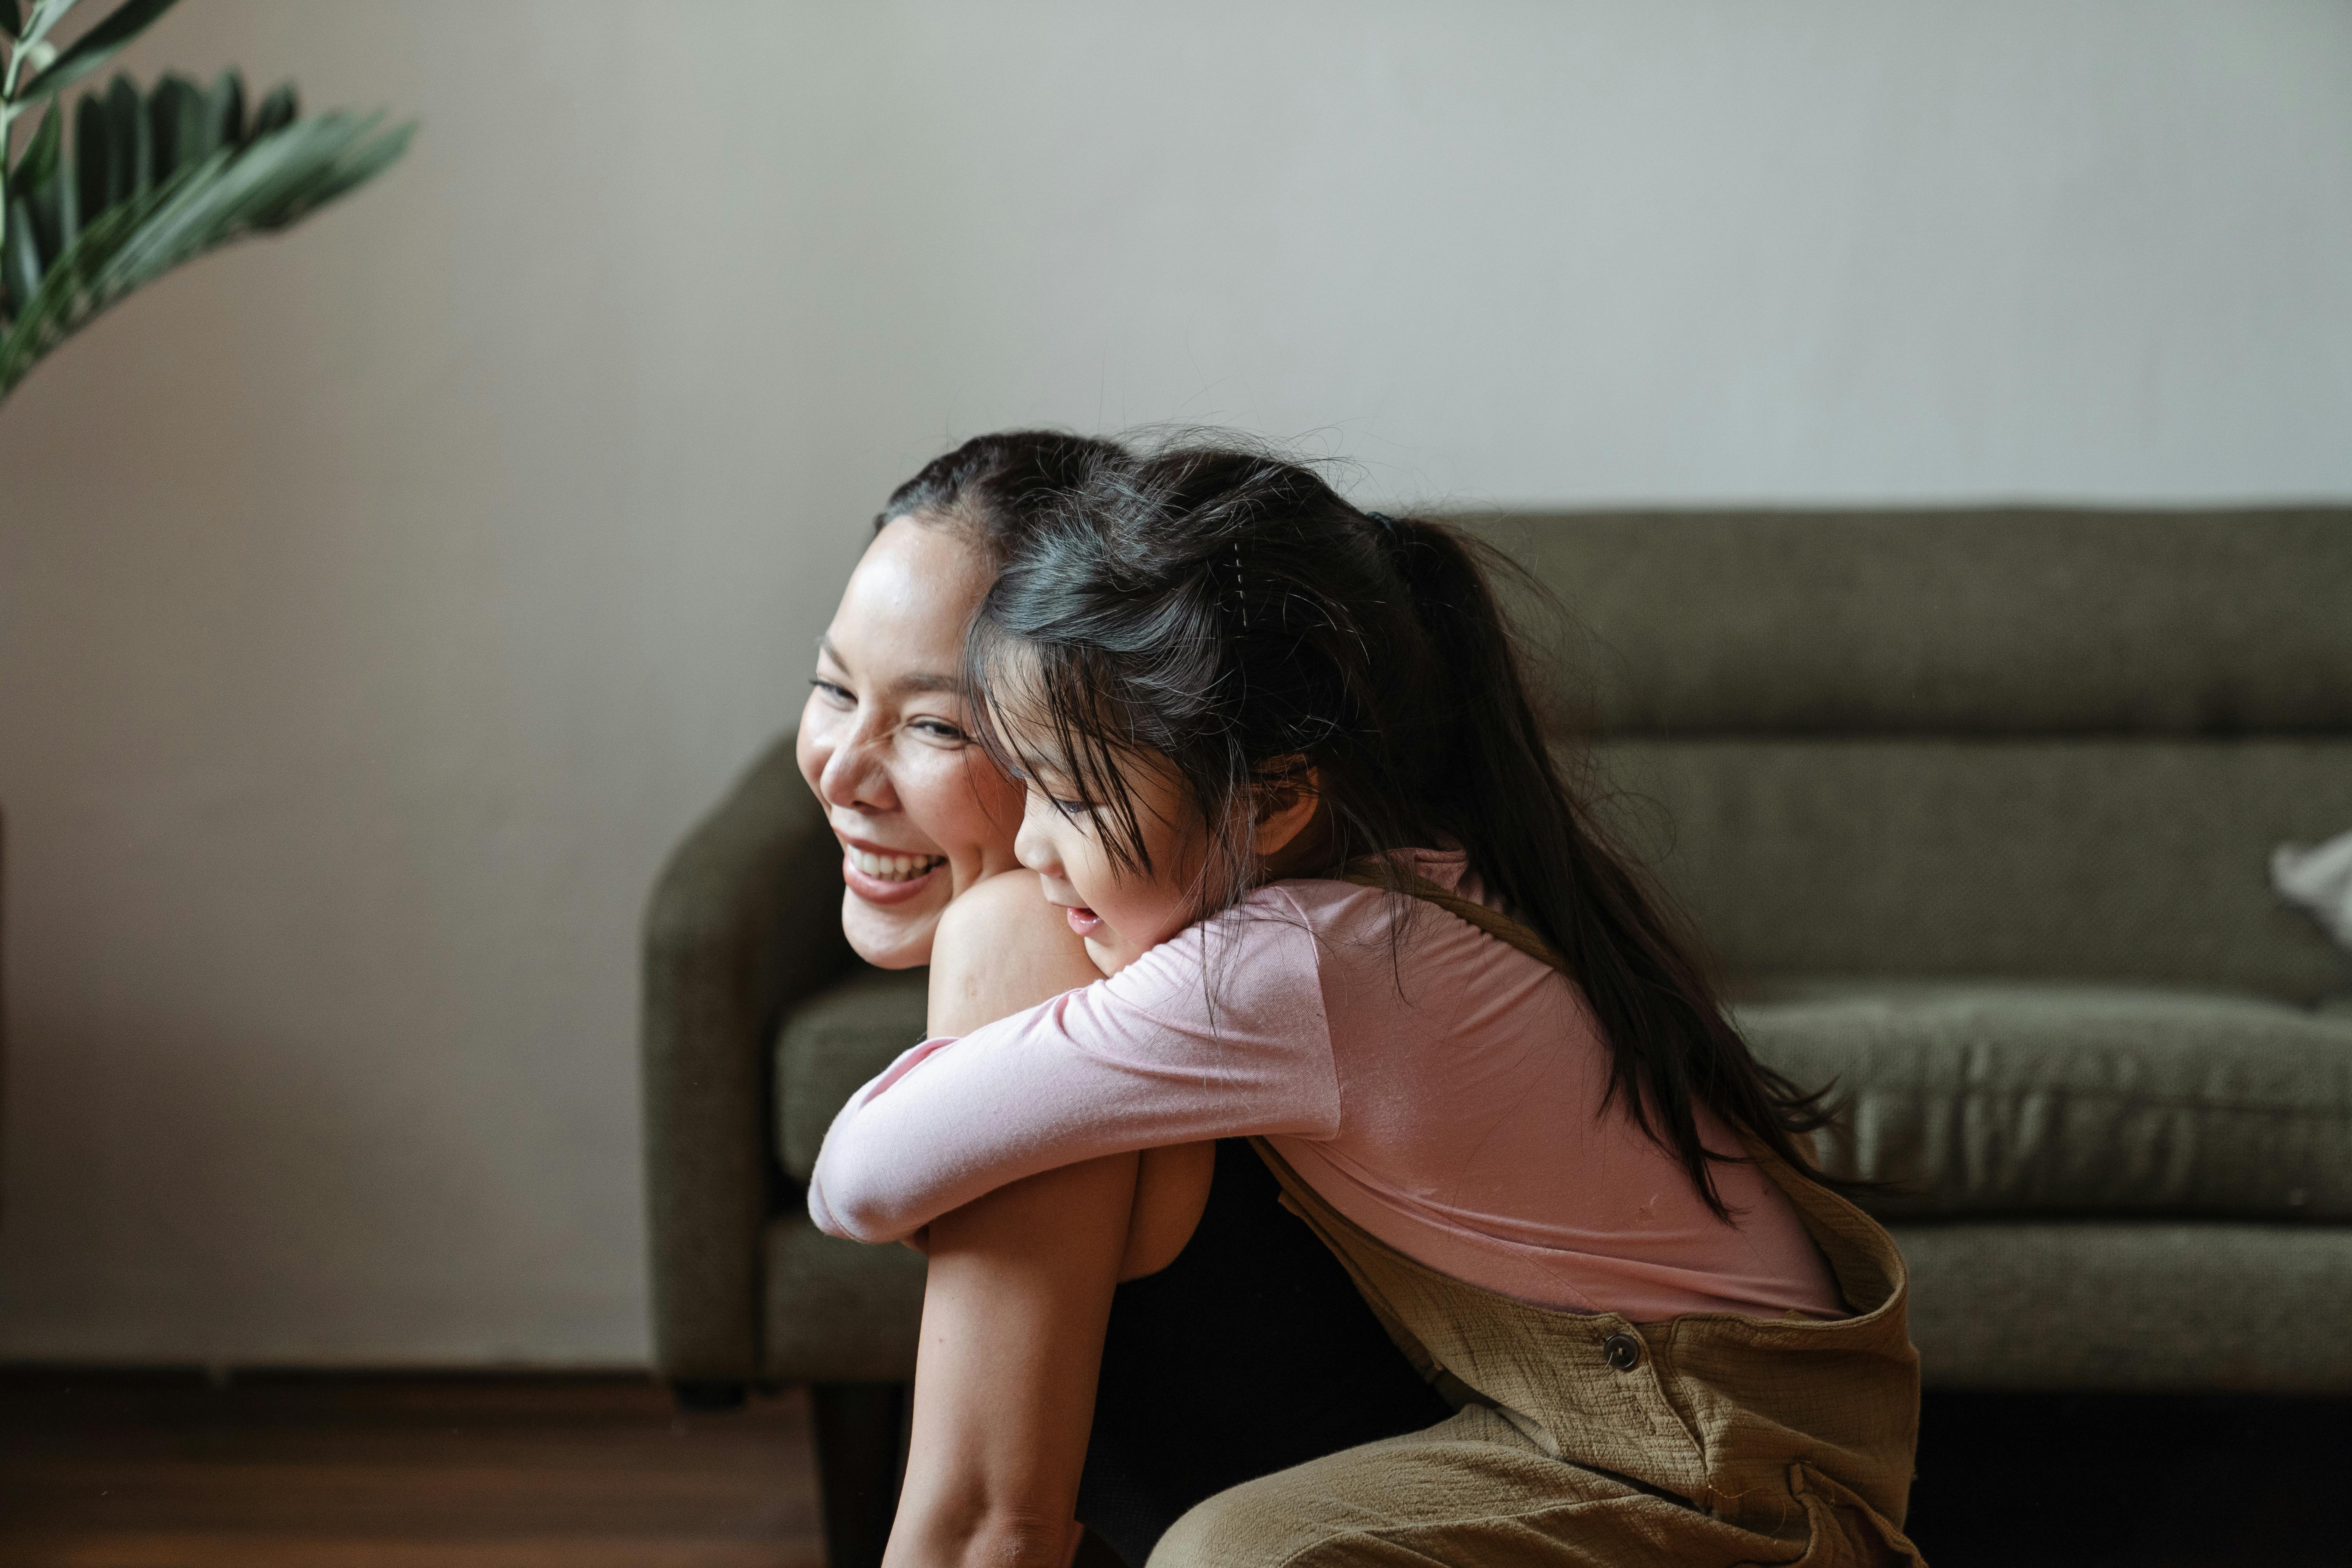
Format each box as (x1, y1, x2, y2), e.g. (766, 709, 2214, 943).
(1475, 508, 2352, 736)
(1739, 982, 2352, 1220)
(1593, 737, 2352, 1002)
(763, 1212, 927, 1382)
(775, 966, 930, 1184)
(1891, 1220, 2352, 1393)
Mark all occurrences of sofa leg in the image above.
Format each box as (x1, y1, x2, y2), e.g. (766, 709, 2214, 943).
(668, 1378, 748, 1413)
(811, 1380, 909, 1568)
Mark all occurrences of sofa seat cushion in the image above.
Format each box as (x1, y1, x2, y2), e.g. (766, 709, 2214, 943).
(1737, 981, 2352, 1221)
(1891, 1220, 2352, 1392)
(776, 966, 931, 1183)
(764, 1212, 927, 1382)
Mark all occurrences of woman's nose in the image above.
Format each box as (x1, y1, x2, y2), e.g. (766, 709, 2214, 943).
(817, 718, 893, 811)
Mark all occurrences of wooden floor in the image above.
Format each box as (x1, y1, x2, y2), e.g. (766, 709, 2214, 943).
(1, 1372, 2342, 1568)
(0, 1371, 823, 1568)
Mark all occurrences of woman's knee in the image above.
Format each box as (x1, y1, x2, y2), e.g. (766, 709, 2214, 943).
(1120, 1141, 1216, 1280)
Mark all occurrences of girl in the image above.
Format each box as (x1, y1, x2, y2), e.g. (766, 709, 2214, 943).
(811, 445, 1924, 1568)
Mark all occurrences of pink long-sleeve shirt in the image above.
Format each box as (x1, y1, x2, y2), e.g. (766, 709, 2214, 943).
(808, 852, 1842, 1320)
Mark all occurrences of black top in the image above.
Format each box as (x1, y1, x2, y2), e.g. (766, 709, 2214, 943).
(1074, 1138, 1454, 1566)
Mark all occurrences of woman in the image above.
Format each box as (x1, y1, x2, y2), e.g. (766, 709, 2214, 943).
(813, 441, 1924, 1568)
(797, 430, 1127, 974)
(800, 434, 1470, 1568)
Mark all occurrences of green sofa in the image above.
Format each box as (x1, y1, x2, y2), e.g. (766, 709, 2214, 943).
(642, 508, 2352, 1565)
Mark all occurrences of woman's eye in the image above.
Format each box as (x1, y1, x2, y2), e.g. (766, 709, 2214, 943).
(810, 677, 853, 706)
(910, 718, 968, 743)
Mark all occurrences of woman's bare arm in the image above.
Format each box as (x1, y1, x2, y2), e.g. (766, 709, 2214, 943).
(886, 873, 1211, 1568)
(887, 1153, 1137, 1568)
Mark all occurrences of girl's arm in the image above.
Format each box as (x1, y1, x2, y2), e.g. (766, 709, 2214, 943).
(884, 872, 1210, 1568)
(900, 871, 1218, 1276)
(808, 884, 1336, 1245)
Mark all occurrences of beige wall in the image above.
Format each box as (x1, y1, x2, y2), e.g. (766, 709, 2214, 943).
(2, 0, 2347, 1363)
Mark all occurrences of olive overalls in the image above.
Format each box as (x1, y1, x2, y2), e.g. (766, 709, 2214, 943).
(1151, 881, 1929, 1568)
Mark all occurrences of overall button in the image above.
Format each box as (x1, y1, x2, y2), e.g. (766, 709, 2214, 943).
(1602, 1332, 1643, 1372)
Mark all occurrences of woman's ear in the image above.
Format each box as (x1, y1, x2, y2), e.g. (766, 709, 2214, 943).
(1250, 757, 1323, 861)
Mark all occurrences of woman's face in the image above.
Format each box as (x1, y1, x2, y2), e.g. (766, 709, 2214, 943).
(797, 515, 1026, 969)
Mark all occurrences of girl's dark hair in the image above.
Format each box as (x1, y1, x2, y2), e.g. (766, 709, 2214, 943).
(967, 441, 1835, 1215)
(878, 430, 1132, 565)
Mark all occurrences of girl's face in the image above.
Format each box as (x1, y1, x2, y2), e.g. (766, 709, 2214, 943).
(797, 517, 1027, 969)
(1013, 755, 1208, 975)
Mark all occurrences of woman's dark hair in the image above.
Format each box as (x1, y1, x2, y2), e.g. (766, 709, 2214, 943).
(966, 441, 1835, 1215)
(877, 430, 1132, 566)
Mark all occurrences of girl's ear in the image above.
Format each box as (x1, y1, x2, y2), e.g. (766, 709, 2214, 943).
(1250, 757, 1323, 861)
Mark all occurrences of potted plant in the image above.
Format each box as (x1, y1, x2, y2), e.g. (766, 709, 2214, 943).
(0, 0, 412, 1208)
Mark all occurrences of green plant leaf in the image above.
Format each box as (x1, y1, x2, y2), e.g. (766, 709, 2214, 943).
(0, 0, 23, 43)
(146, 70, 199, 178)
(13, 98, 62, 194)
(18, 102, 65, 267)
(250, 81, 294, 138)
(0, 105, 413, 399)
(0, 171, 158, 379)
(17, 1, 83, 54)
(202, 66, 241, 150)
(52, 108, 75, 249)
(101, 71, 143, 204)
(4, 196, 42, 308)
(71, 86, 105, 219)
(14, 0, 180, 103)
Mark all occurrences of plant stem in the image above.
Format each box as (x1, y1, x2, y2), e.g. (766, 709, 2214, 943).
(0, 36, 19, 260)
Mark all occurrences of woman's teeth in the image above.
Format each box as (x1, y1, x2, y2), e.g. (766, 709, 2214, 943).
(850, 848, 945, 882)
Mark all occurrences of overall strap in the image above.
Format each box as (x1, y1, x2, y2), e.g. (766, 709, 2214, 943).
(1339, 863, 1566, 973)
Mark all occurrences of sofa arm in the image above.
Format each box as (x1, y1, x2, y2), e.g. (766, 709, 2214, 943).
(642, 730, 855, 1381)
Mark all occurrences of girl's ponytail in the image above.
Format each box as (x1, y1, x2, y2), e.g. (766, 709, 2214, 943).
(1369, 510, 1835, 1210)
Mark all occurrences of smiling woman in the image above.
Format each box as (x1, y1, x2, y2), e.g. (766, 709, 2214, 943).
(797, 519, 1020, 965)
(794, 433, 1131, 971)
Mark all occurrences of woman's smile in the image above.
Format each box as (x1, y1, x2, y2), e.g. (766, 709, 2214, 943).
(838, 836, 949, 903)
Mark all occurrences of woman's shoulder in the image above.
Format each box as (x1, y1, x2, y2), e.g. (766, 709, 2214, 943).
(929, 870, 1102, 1038)
(934, 867, 1067, 942)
